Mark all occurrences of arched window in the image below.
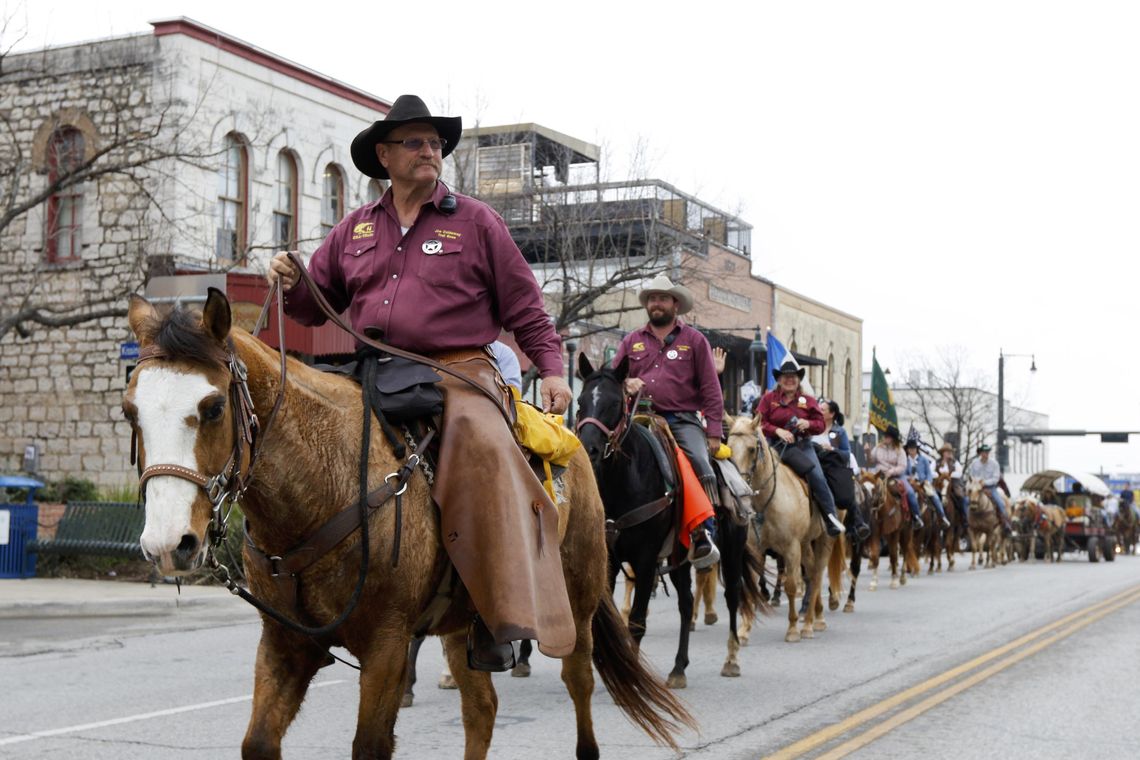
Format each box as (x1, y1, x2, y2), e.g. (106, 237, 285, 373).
(367, 179, 386, 203)
(828, 352, 836, 398)
(273, 151, 298, 251)
(322, 163, 345, 235)
(216, 133, 248, 263)
(844, 358, 853, 416)
(809, 347, 817, 390)
(45, 127, 85, 263)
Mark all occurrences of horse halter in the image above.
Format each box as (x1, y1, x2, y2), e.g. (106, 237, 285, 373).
(130, 340, 267, 547)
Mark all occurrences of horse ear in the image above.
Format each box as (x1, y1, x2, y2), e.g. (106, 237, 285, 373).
(202, 287, 232, 343)
(128, 294, 159, 345)
(577, 351, 594, 379)
(750, 414, 762, 431)
(613, 355, 630, 382)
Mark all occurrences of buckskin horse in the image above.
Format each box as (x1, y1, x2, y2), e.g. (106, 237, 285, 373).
(860, 472, 909, 590)
(122, 290, 693, 759)
(728, 416, 834, 643)
(575, 354, 762, 686)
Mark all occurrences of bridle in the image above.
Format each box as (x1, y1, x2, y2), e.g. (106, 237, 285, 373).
(732, 427, 778, 517)
(576, 383, 639, 460)
(129, 287, 288, 549)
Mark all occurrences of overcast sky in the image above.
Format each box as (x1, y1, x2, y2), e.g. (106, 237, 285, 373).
(9, 1, 1140, 474)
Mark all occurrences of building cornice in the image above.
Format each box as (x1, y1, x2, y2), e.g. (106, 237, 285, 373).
(150, 17, 391, 114)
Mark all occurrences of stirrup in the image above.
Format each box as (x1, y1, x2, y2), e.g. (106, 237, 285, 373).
(825, 513, 846, 536)
(466, 616, 516, 673)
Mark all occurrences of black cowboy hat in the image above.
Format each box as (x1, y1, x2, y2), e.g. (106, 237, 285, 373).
(350, 94, 462, 180)
(883, 424, 901, 442)
(771, 359, 805, 381)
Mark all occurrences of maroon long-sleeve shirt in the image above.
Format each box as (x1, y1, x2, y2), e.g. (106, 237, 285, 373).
(612, 321, 724, 438)
(283, 182, 563, 377)
(756, 389, 825, 441)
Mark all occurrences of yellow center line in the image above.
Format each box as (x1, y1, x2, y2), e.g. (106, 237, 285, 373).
(815, 587, 1140, 759)
(764, 583, 1140, 760)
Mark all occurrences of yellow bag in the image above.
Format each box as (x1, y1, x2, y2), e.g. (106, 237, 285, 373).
(511, 387, 581, 501)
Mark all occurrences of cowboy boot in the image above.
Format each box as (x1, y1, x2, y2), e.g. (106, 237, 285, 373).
(689, 517, 720, 570)
(466, 615, 516, 673)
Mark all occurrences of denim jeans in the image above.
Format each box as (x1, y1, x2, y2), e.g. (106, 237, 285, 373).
(901, 479, 921, 520)
(986, 486, 1008, 517)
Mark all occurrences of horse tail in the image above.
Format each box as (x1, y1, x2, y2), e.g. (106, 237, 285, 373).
(828, 533, 846, 592)
(591, 593, 697, 748)
(734, 538, 768, 622)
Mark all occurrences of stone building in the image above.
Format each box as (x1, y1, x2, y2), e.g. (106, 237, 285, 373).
(1, 18, 391, 487)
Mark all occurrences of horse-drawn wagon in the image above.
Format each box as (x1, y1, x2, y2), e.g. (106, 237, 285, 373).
(1018, 469, 1117, 562)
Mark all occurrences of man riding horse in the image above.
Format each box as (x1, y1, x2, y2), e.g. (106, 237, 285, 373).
(267, 95, 576, 671)
(612, 275, 721, 568)
(968, 443, 1011, 533)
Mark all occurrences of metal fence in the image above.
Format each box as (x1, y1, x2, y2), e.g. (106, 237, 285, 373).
(0, 503, 38, 578)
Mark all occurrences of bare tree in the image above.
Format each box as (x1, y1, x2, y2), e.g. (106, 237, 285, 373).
(0, 28, 225, 341)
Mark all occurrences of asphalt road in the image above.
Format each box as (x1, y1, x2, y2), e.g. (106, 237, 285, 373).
(2, 553, 1138, 759)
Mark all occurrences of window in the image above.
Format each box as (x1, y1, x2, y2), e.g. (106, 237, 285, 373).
(844, 359, 852, 414)
(367, 179, 386, 203)
(322, 163, 345, 235)
(45, 127, 85, 263)
(827, 353, 836, 398)
(273, 151, 298, 251)
(216, 133, 248, 263)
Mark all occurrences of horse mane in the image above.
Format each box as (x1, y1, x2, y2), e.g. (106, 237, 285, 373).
(152, 306, 228, 369)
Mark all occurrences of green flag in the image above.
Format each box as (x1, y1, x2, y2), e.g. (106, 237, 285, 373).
(869, 352, 898, 433)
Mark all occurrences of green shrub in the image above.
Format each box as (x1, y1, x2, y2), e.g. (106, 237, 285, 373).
(38, 477, 100, 503)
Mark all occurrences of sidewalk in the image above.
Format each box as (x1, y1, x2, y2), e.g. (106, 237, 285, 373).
(0, 577, 249, 619)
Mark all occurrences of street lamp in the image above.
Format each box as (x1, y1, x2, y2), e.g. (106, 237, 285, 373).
(565, 336, 579, 428)
(748, 328, 764, 385)
(997, 350, 1037, 471)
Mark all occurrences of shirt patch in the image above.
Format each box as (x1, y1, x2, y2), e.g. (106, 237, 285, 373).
(434, 229, 462, 240)
(677, 345, 690, 351)
(631, 342, 645, 352)
(352, 222, 375, 240)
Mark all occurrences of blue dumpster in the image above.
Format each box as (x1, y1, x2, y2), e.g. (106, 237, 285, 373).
(0, 475, 44, 578)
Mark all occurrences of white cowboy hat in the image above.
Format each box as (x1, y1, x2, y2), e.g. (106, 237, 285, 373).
(638, 275, 694, 315)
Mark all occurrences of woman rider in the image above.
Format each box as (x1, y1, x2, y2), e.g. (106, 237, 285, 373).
(755, 359, 846, 536)
(814, 398, 871, 540)
(867, 425, 924, 529)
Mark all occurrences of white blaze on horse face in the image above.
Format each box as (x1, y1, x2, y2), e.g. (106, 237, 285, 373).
(590, 385, 601, 411)
(134, 366, 219, 558)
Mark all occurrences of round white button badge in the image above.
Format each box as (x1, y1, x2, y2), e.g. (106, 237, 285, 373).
(666, 349, 679, 360)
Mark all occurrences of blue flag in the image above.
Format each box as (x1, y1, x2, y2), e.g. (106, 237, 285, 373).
(765, 332, 788, 391)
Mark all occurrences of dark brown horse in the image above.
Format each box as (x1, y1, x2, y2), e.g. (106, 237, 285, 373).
(122, 291, 693, 759)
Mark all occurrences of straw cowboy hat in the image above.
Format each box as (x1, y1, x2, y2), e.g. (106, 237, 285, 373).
(638, 275, 694, 315)
(350, 94, 462, 180)
(939, 442, 956, 455)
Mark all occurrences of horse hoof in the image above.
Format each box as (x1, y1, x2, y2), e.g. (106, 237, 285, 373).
(721, 662, 741, 678)
(705, 612, 718, 626)
(900, 575, 907, 586)
(813, 620, 827, 632)
(689, 621, 696, 632)
(869, 583, 878, 592)
(772, 598, 782, 608)
(666, 673, 687, 689)
(739, 635, 750, 646)
(889, 579, 900, 589)
(401, 692, 414, 708)
(510, 662, 531, 678)
(785, 630, 801, 643)
(828, 597, 839, 611)
(438, 674, 457, 690)
(843, 602, 855, 613)
(801, 627, 814, 640)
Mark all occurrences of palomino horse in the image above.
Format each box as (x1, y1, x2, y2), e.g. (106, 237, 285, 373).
(575, 355, 762, 686)
(728, 416, 834, 643)
(123, 291, 693, 759)
(934, 472, 965, 570)
(966, 478, 1004, 570)
(860, 472, 909, 590)
(1011, 497, 1066, 562)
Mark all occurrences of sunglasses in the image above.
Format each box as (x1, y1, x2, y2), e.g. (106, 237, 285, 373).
(382, 137, 447, 152)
